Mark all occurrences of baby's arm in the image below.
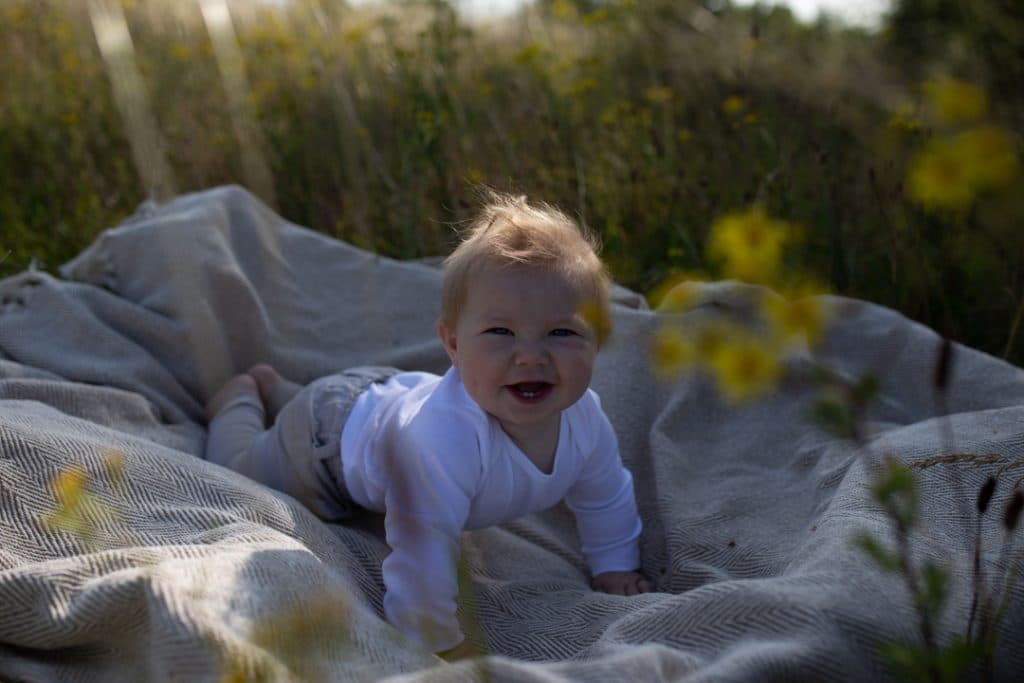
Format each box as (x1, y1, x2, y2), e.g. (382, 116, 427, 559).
(565, 396, 648, 591)
(378, 425, 479, 653)
(382, 485, 470, 652)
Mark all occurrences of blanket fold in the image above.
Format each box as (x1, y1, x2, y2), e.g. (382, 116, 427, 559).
(1, 185, 1022, 682)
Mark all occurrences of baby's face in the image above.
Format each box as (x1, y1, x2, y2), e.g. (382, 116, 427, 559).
(438, 262, 598, 441)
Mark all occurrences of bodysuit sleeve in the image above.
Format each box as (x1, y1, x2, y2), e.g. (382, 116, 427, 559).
(564, 399, 643, 575)
(379, 419, 479, 652)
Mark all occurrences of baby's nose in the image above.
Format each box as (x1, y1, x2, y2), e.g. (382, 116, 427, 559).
(514, 340, 549, 365)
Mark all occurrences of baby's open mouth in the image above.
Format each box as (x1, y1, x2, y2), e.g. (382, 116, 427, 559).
(508, 382, 553, 402)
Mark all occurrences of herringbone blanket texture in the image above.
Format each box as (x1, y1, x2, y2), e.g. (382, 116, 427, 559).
(1, 186, 1022, 682)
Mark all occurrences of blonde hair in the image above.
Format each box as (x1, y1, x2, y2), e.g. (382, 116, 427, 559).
(440, 191, 612, 341)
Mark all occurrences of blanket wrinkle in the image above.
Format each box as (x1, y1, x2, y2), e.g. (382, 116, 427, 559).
(1, 185, 1023, 682)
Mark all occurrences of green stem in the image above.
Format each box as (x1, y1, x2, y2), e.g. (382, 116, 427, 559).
(886, 500, 942, 683)
(1000, 292, 1024, 361)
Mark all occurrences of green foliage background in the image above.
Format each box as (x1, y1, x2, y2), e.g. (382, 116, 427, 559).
(1, 0, 1023, 364)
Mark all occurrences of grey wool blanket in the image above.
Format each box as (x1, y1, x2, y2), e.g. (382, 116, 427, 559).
(2, 186, 1023, 682)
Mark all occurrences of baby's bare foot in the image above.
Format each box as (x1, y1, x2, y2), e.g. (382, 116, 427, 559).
(205, 373, 260, 424)
(248, 363, 302, 421)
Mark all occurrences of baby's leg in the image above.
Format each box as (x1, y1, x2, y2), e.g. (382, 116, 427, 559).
(205, 373, 262, 425)
(207, 373, 355, 521)
(248, 363, 303, 423)
(204, 374, 276, 482)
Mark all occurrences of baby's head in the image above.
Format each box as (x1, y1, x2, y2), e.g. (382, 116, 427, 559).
(439, 192, 611, 338)
(437, 192, 612, 443)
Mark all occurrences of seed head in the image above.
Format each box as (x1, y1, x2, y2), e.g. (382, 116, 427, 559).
(1004, 491, 1024, 532)
(976, 476, 996, 515)
(933, 337, 954, 390)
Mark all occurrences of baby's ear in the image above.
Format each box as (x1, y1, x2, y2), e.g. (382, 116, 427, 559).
(436, 318, 457, 362)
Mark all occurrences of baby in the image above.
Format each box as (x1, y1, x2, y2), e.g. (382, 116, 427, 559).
(204, 192, 652, 658)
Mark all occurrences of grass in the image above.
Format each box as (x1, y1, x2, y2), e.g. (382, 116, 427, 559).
(1, 0, 1023, 365)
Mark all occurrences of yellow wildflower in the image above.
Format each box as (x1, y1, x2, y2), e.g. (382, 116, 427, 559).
(888, 111, 922, 134)
(693, 321, 734, 363)
(954, 125, 1019, 192)
(677, 129, 693, 142)
(550, 0, 576, 19)
(650, 325, 696, 379)
(923, 78, 988, 124)
(652, 279, 701, 313)
(763, 292, 830, 348)
(722, 96, 745, 115)
(600, 107, 619, 127)
(44, 464, 93, 537)
(61, 51, 80, 72)
(709, 337, 781, 403)
(53, 22, 73, 43)
(707, 207, 788, 284)
(52, 465, 89, 508)
(514, 43, 542, 64)
(645, 86, 673, 104)
(565, 77, 598, 97)
(342, 24, 370, 43)
(417, 110, 437, 139)
(172, 43, 192, 60)
(906, 139, 975, 211)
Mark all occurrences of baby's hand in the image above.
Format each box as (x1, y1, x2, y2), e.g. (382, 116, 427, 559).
(591, 570, 654, 596)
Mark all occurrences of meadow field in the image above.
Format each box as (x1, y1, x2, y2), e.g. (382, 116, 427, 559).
(2, 0, 1023, 365)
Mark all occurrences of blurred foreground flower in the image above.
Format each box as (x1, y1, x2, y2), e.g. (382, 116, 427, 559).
(43, 450, 127, 547)
(908, 125, 1019, 212)
(722, 96, 745, 115)
(907, 139, 976, 211)
(579, 300, 611, 346)
(651, 206, 824, 404)
(217, 591, 359, 683)
(710, 336, 781, 403)
(707, 207, 789, 284)
(46, 464, 93, 537)
(888, 107, 922, 134)
(644, 86, 673, 104)
(651, 325, 696, 378)
(652, 313, 784, 403)
(954, 125, 1019, 191)
(923, 78, 987, 125)
(763, 289, 830, 348)
(651, 276, 705, 314)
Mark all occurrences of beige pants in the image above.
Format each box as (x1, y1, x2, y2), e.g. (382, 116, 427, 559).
(204, 366, 398, 521)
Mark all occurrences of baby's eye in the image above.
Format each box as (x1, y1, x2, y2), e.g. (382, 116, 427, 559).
(486, 327, 513, 336)
(550, 328, 578, 337)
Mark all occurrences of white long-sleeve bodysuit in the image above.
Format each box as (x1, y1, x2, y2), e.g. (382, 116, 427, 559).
(339, 366, 643, 652)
